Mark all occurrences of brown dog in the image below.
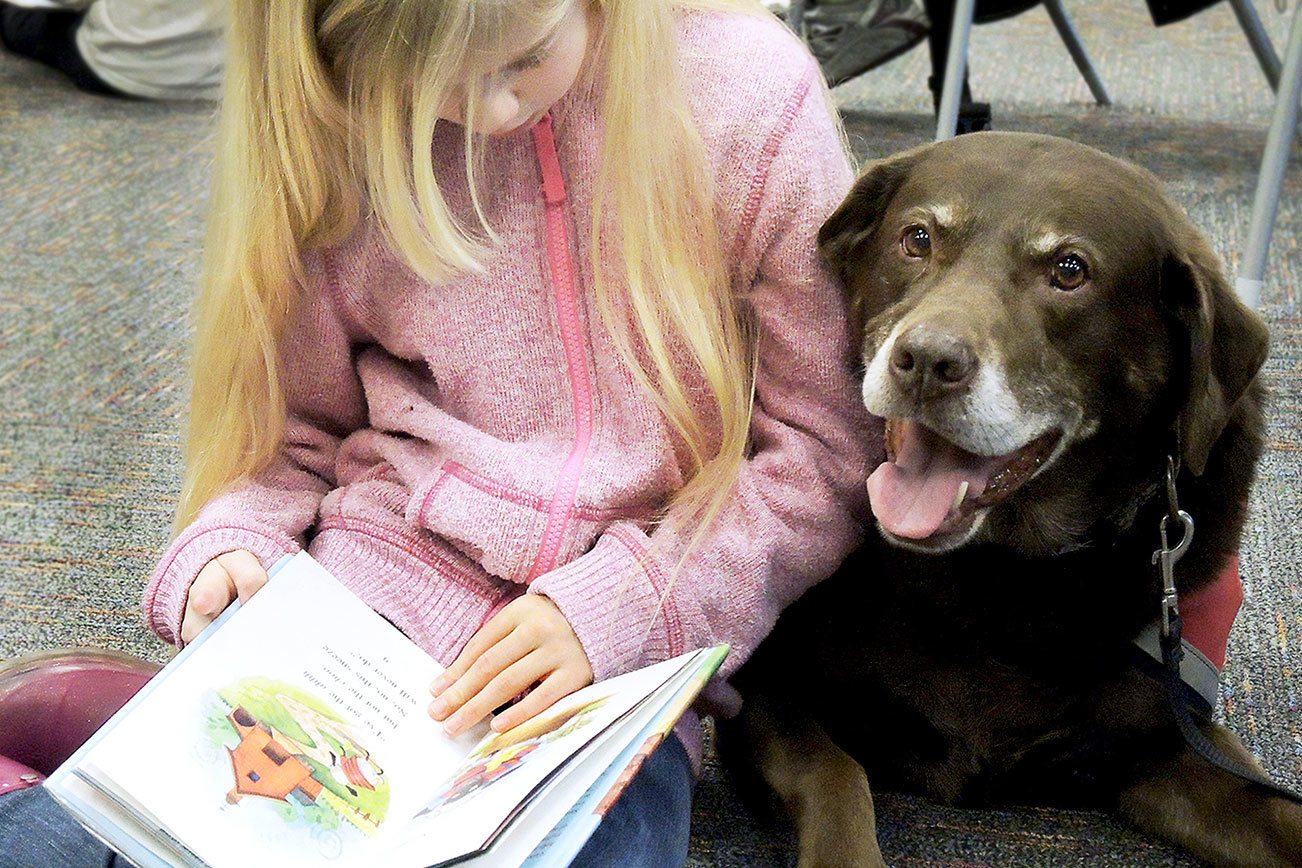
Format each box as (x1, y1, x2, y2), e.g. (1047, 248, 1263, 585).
(723, 132, 1301, 866)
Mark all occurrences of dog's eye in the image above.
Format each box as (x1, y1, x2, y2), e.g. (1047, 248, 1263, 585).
(1051, 254, 1089, 290)
(901, 225, 931, 258)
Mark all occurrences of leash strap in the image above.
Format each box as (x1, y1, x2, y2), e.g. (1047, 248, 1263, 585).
(1132, 624, 1218, 709)
(1149, 454, 1302, 805)
(1157, 614, 1302, 805)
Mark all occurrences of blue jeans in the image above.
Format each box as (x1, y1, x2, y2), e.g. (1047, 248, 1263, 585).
(569, 734, 694, 867)
(0, 735, 694, 868)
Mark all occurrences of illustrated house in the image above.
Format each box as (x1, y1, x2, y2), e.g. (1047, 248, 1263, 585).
(224, 706, 323, 806)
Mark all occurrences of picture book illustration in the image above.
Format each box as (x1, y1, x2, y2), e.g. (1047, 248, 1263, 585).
(203, 677, 391, 839)
(418, 693, 612, 818)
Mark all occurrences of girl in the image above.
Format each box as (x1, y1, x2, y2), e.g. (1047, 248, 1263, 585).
(1, 0, 875, 862)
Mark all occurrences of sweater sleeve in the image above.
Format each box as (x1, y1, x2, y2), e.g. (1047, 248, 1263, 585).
(142, 251, 369, 646)
(527, 67, 881, 683)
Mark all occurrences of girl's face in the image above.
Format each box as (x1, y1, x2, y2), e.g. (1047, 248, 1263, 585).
(442, 2, 592, 137)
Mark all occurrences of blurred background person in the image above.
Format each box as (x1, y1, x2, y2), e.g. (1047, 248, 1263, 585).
(0, 0, 224, 99)
(763, 0, 932, 85)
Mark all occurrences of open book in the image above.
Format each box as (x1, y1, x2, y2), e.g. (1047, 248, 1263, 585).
(45, 551, 728, 868)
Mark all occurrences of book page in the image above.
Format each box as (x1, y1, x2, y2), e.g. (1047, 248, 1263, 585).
(446, 649, 716, 868)
(518, 644, 729, 868)
(390, 651, 700, 867)
(81, 552, 484, 867)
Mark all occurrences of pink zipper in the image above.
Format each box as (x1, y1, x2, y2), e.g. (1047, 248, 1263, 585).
(526, 112, 594, 582)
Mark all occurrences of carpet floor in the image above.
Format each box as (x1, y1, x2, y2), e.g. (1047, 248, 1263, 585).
(0, 1, 1297, 864)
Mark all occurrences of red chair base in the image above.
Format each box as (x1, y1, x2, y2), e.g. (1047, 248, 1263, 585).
(0, 648, 161, 776)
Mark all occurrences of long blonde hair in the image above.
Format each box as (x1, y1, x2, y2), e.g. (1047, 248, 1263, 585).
(179, 0, 782, 539)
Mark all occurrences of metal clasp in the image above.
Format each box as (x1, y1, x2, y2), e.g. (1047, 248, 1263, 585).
(1152, 456, 1194, 638)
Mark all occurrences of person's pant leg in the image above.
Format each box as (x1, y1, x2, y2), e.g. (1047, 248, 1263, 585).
(75, 0, 227, 100)
(0, 736, 693, 868)
(569, 734, 695, 868)
(2, 1, 93, 11)
(0, 785, 122, 868)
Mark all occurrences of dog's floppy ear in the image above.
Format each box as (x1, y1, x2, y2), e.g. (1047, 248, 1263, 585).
(1161, 237, 1269, 476)
(818, 147, 928, 334)
(818, 147, 927, 284)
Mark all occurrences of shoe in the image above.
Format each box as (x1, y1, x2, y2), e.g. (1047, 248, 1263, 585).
(927, 74, 994, 133)
(955, 101, 993, 134)
(0, 2, 124, 96)
(0, 648, 160, 776)
(803, 0, 930, 87)
(0, 2, 79, 60)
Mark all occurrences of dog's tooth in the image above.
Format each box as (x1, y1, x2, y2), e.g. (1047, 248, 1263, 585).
(952, 480, 970, 512)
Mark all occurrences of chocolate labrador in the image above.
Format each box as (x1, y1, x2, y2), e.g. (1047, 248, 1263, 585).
(723, 132, 1301, 866)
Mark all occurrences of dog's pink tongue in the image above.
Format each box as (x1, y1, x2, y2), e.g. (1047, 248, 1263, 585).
(867, 421, 993, 539)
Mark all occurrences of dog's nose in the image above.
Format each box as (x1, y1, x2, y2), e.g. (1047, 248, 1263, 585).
(890, 326, 979, 401)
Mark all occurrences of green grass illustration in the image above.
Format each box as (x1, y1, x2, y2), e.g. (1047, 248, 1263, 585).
(203, 678, 391, 831)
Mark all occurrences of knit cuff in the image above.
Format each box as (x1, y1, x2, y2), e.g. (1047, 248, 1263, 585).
(142, 525, 301, 648)
(527, 531, 681, 682)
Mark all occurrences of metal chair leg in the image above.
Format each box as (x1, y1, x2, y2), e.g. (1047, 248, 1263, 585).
(1229, 0, 1283, 92)
(1043, 0, 1112, 105)
(935, 0, 977, 140)
(1236, 3, 1302, 309)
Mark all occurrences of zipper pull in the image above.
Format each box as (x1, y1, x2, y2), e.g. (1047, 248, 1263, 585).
(531, 112, 568, 206)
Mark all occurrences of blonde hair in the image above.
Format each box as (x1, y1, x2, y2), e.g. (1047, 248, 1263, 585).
(178, 0, 782, 543)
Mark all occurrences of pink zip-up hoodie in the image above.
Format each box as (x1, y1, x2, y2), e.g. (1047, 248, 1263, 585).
(143, 11, 880, 766)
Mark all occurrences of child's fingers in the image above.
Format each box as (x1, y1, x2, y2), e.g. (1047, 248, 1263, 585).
(180, 608, 210, 645)
(489, 667, 584, 733)
(215, 550, 268, 602)
(441, 650, 551, 737)
(430, 628, 534, 722)
(431, 609, 519, 696)
(180, 561, 237, 644)
(189, 561, 237, 615)
(180, 599, 215, 645)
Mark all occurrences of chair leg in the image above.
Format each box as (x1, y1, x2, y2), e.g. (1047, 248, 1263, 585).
(1043, 0, 1112, 105)
(935, 0, 977, 140)
(787, 0, 808, 36)
(1236, 4, 1302, 309)
(1229, 0, 1283, 92)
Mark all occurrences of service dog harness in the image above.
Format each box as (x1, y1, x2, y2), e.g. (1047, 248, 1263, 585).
(1137, 457, 1302, 805)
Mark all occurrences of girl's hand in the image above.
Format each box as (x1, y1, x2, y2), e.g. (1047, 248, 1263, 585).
(429, 595, 593, 737)
(180, 550, 268, 644)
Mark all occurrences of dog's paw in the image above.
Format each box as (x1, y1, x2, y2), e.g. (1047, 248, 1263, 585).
(1257, 795, 1302, 868)
(794, 781, 887, 868)
(796, 827, 886, 868)
(1119, 728, 1302, 867)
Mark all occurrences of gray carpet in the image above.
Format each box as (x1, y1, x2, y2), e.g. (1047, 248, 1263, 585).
(0, 1, 1298, 865)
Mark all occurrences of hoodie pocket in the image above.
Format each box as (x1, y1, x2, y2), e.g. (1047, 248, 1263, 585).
(406, 460, 655, 585)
